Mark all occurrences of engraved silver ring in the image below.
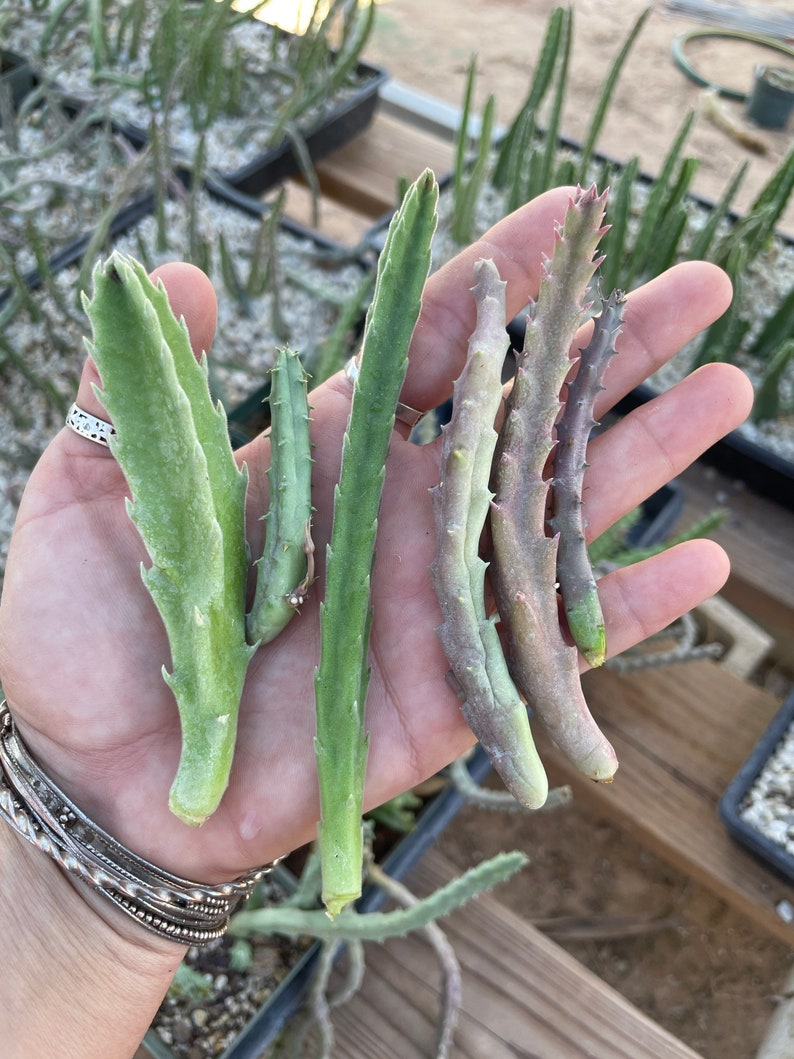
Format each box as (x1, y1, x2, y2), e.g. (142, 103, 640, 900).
(65, 403, 116, 448)
(343, 355, 425, 429)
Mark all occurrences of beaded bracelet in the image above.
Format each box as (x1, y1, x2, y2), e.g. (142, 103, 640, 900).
(0, 701, 277, 945)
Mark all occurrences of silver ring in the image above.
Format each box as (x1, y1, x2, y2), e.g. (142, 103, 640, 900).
(394, 401, 425, 429)
(343, 355, 425, 429)
(65, 403, 116, 448)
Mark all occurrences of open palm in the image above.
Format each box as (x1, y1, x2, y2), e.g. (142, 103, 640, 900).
(0, 187, 752, 886)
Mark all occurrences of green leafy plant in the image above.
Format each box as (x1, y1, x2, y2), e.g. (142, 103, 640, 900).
(441, 5, 794, 427)
(230, 844, 527, 1057)
(450, 56, 496, 245)
(230, 849, 525, 941)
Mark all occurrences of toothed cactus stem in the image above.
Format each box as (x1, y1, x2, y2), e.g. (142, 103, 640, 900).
(430, 258, 548, 809)
(228, 850, 527, 941)
(552, 289, 625, 667)
(82, 252, 254, 826)
(246, 347, 314, 646)
(492, 187, 617, 783)
(314, 170, 438, 917)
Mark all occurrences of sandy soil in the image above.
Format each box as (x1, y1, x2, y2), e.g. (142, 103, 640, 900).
(360, 3, 794, 1057)
(366, 0, 794, 233)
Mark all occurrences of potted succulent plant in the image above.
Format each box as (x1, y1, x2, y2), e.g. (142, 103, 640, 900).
(720, 689, 794, 883)
(1, 0, 386, 197)
(368, 6, 794, 507)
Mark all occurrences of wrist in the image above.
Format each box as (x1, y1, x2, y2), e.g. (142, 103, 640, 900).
(0, 700, 276, 947)
(0, 821, 183, 1059)
(2, 817, 183, 957)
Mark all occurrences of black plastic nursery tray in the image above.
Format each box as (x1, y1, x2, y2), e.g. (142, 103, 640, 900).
(64, 58, 387, 197)
(2, 177, 374, 406)
(626, 480, 683, 548)
(0, 48, 38, 115)
(221, 60, 387, 197)
(719, 689, 794, 884)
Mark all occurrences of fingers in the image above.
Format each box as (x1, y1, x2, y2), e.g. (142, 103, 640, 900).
(399, 186, 576, 414)
(593, 261, 734, 415)
(396, 186, 734, 423)
(583, 362, 754, 542)
(66, 262, 218, 456)
(596, 539, 730, 662)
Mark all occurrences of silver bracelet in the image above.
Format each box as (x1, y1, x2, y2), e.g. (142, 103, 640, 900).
(0, 701, 278, 945)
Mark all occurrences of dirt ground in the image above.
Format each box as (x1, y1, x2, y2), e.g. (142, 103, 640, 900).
(437, 778, 792, 1059)
(361, 3, 794, 1058)
(365, 0, 794, 233)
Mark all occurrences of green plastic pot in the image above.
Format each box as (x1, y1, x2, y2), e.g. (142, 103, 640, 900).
(747, 65, 794, 129)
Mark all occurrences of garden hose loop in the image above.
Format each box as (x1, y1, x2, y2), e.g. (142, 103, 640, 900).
(671, 28, 794, 102)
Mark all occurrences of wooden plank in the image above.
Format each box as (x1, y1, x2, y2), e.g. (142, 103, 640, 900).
(677, 461, 794, 653)
(379, 78, 505, 142)
(314, 109, 455, 220)
(327, 849, 703, 1059)
(531, 660, 794, 944)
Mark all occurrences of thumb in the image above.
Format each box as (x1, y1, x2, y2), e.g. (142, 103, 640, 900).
(14, 263, 219, 525)
(63, 261, 219, 461)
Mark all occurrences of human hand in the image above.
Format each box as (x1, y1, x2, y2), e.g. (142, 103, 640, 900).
(0, 186, 753, 889)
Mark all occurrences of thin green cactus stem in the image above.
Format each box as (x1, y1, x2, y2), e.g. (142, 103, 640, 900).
(491, 186, 617, 783)
(551, 289, 625, 667)
(430, 258, 548, 809)
(314, 169, 438, 918)
(83, 251, 254, 826)
(246, 347, 314, 646)
(228, 850, 527, 941)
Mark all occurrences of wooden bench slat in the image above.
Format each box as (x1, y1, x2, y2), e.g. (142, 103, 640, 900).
(315, 110, 455, 220)
(677, 461, 794, 655)
(327, 849, 704, 1058)
(532, 660, 793, 943)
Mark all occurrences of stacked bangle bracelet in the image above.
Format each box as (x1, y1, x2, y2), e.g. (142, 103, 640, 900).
(0, 701, 276, 945)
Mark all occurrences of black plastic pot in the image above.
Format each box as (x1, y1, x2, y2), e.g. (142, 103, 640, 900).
(0, 49, 36, 117)
(67, 58, 387, 197)
(219, 60, 387, 197)
(627, 480, 683, 547)
(719, 689, 794, 884)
